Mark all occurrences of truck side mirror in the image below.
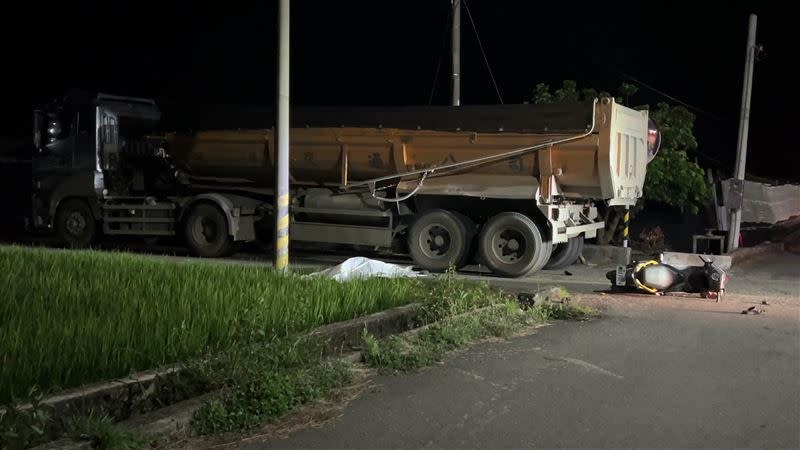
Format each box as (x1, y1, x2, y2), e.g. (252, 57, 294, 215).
(33, 110, 45, 151)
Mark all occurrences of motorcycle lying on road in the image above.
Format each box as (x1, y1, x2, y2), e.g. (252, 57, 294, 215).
(606, 256, 730, 301)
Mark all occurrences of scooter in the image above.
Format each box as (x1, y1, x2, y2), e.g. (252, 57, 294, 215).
(606, 255, 730, 301)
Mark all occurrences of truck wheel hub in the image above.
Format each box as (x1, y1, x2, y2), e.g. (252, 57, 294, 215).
(192, 218, 219, 245)
(420, 224, 451, 258)
(66, 212, 86, 236)
(493, 229, 526, 263)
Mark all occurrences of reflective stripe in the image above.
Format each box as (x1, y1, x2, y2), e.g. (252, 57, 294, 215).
(278, 193, 290, 208)
(277, 214, 289, 230)
(275, 254, 289, 269)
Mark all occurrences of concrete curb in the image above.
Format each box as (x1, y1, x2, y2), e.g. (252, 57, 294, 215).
(308, 303, 421, 355)
(30, 439, 92, 450)
(27, 303, 422, 449)
(122, 392, 217, 444)
(581, 244, 631, 266)
(28, 364, 186, 419)
(659, 252, 732, 270)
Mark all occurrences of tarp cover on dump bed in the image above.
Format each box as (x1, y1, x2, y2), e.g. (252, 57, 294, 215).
(162, 101, 594, 134)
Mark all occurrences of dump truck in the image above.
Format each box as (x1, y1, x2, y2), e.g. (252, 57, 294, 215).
(11, 92, 659, 277)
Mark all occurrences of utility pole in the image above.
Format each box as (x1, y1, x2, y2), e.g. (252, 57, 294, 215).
(274, 0, 290, 270)
(727, 14, 758, 253)
(451, 0, 461, 106)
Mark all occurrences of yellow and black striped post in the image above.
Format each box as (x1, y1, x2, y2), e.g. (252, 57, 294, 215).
(274, 193, 290, 269)
(622, 206, 630, 248)
(273, 0, 290, 271)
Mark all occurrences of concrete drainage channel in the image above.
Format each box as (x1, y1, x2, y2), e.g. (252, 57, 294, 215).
(27, 283, 573, 450)
(30, 303, 423, 450)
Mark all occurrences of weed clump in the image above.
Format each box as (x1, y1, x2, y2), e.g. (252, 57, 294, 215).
(191, 335, 354, 435)
(363, 270, 591, 373)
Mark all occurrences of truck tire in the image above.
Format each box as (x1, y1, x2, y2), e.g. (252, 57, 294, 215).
(478, 212, 544, 277)
(570, 234, 585, 262)
(544, 235, 584, 270)
(531, 238, 553, 273)
(184, 203, 233, 257)
(408, 209, 471, 272)
(451, 211, 477, 264)
(55, 199, 96, 249)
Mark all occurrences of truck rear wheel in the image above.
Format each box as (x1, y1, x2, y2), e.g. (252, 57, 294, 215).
(184, 203, 233, 257)
(544, 235, 584, 270)
(478, 212, 544, 277)
(55, 199, 96, 249)
(408, 209, 471, 272)
(531, 239, 553, 273)
(451, 211, 477, 264)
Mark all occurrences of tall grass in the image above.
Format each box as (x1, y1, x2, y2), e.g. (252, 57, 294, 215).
(0, 246, 422, 403)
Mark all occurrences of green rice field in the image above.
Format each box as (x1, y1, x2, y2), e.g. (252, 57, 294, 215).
(0, 245, 423, 403)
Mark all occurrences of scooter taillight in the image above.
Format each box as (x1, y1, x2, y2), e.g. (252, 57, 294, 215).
(720, 273, 730, 289)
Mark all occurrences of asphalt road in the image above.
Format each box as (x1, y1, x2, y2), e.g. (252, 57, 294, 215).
(21, 235, 791, 298)
(166, 244, 800, 299)
(246, 291, 800, 449)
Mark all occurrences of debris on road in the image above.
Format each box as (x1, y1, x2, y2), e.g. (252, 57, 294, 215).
(762, 300, 770, 305)
(741, 306, 766, 315)
(516, 286, 571, 310)
(659, 251, 732, 270)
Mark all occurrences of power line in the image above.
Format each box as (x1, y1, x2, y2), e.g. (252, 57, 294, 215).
(428, 5, 453, 105)
(462, 0, 503, 104)
(621, 72, 727, 122)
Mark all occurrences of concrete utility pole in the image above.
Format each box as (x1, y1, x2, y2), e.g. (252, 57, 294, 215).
(274, 0, 290, 269)
(727, 14, 758, 253)
(451, 0, 461, 106)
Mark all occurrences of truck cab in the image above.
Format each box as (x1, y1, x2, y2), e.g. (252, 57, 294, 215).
(26, 92, 257, 255)
(30, 92, 162, 246)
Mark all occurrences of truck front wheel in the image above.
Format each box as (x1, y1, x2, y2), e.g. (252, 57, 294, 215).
(55, 199, 96, 249)
(184, 203, 233, 257)
(408, 209, 471, 272)
(478, 212, 545, 277)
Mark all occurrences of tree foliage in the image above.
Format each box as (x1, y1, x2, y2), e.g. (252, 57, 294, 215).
(643, 102, 710, 214)
(531, 80, 710, 214)
(649, 102, 698, 152)
(531, 80, 613, 105)
(641, 146, 709, 214)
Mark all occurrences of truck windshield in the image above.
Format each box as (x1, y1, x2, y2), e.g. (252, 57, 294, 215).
(118, 116, 158, 138)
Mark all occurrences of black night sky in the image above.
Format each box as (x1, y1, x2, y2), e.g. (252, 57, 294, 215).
(1, 1, 793, 181)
